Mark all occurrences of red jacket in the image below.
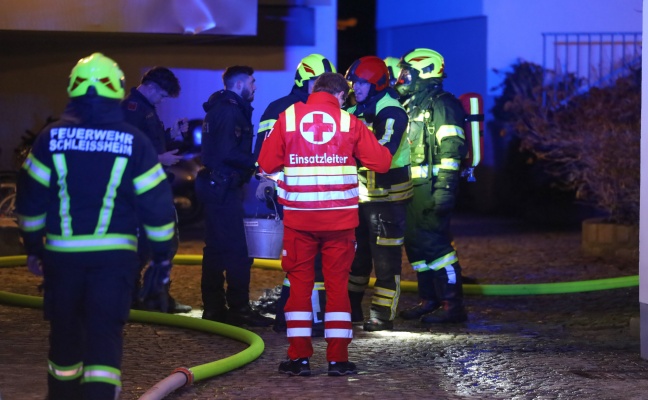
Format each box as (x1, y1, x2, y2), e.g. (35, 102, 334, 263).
(258, 91, 392, 231)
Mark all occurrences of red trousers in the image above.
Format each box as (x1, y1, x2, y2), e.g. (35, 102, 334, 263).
(281, 226, 356, 362)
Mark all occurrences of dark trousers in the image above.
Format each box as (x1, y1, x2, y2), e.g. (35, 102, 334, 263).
(134, 206, 179, 305)
(350, 202, 406, 320)
(43, 250, 138, 400)
(196, 174, 252, 312)
(404, 181, 460, 300)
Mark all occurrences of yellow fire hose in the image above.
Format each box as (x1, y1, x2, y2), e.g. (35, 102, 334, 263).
(0, 254, 639, 399)
(174, 254, 639, 295)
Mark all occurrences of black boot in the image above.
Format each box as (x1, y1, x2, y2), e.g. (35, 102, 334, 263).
(228, 304, 274, 327)
(348, 291, 364, 324)
(399, 299, 440, 320)
(420, 300, 467, 324)
(167, 296, 192, 313)
(202, 308, 227, 322)
(420, 264, 467, 324)
(363, 317, 394, 332)
(273, 284, 290, 332)
(165, 283, 192, 313)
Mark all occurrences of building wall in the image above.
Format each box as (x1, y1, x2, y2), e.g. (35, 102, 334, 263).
(640, 0, 648, 360)
(0, 2, 337, 172)
(375, 0, 642, 210)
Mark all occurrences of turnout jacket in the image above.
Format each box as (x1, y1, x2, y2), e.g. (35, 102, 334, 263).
(404, 84, 466, 185)
(346, 88, 412, 203)
(257, 91, 393, 232)
(201, 89, 256, 185)
(16, 97, 175, 261)
(254, 84, 309, 160)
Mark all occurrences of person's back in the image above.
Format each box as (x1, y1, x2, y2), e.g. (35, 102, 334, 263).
(20, 68, 173, 255)
(254, 54, 337, 335)
(16, 52, 175, 400)
(258, 72, 392, 378)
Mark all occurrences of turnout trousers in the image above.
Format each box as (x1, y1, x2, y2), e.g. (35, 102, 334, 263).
(42, 250, 138, 400)
(282, 226, 356, 362)
(404, 181, 464, 304)
(349, 202, 405, 321)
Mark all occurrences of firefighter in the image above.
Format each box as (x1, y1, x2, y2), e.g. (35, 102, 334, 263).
(395, 48, 468, 324)
(254, 54, 336, 335)
(258, 72, 392, 377)
(15, 53, 175, 399)
(344, 56, 412, 331)
(383, 56, 401, 87)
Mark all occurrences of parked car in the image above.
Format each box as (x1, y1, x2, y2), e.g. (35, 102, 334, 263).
(168, 119, 203, 225)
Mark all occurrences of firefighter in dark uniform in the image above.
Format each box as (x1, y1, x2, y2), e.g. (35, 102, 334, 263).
(16, 53, 175, 399)
(383, 56, 402, 88)
(196, 65, 273, 327)
(254, 54, 336, 334)
(395, 48, 468, 324)
(121, 66, 191, 313)
(344, 56, 412, 331)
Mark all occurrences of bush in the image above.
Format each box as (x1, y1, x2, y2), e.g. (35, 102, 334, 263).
(493, 61, 640, 225)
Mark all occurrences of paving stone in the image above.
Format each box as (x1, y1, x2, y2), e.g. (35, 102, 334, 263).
(0, 214, 644, 399)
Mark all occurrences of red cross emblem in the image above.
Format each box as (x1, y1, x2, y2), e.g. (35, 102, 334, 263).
(300, 112, 336, 144)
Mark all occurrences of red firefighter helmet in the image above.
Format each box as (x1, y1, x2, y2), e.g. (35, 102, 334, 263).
(344, 56, 390, 92)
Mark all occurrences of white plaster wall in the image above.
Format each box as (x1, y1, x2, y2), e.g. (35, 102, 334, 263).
(484, 0, 642, 96)
(156, 2, 338, 138)
(640, 0, 647, 306)
(376, 0, 483, 28)
(377, 0, 642, 96)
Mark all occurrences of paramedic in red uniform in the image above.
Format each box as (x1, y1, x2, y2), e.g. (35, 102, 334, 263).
(257, 72, 392, 377)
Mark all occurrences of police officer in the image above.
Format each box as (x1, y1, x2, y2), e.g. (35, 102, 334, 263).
(121, 66, 192, 314)
(395, 48, 468, 324)
(254, 54, 336, 335)
(16, 53, 175, 399)
(196, 65, 273, 327)
(344, 56, 412, 331)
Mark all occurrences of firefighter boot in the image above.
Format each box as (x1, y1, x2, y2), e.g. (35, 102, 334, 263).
(399, 270, 439, 319)
(273, 284, 290, 332)
(348, 290, 365, 325)
(420, 264, 467, 324)
(399, 299, 440, 320)
(363, 318, 394, 332)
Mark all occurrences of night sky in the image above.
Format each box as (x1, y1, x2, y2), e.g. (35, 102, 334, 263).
(337, 0, 376, 73)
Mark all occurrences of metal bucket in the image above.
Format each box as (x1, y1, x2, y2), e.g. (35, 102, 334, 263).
(243, 217, 284, 259)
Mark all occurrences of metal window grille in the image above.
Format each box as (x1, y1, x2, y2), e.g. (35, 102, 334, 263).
(542, 32, 641, 104)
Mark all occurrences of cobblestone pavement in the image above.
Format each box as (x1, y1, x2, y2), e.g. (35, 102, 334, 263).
(0, 214, 645, 400)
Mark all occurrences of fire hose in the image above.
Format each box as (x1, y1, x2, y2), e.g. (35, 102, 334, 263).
(0, 254, 638, 399)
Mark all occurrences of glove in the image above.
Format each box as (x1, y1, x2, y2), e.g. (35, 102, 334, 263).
(255, 178, 276, 201)
(138, 260, 172, 312)
(432, 171, 459, 215)
(432, 187, 455, 215)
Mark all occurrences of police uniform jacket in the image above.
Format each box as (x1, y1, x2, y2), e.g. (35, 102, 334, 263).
(16, 96, 176, 261)
(121, 88, 171, 155)
(254, 84, 309, 159)
(257, 91, 393, 232)
(201, 89, 256, 185)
